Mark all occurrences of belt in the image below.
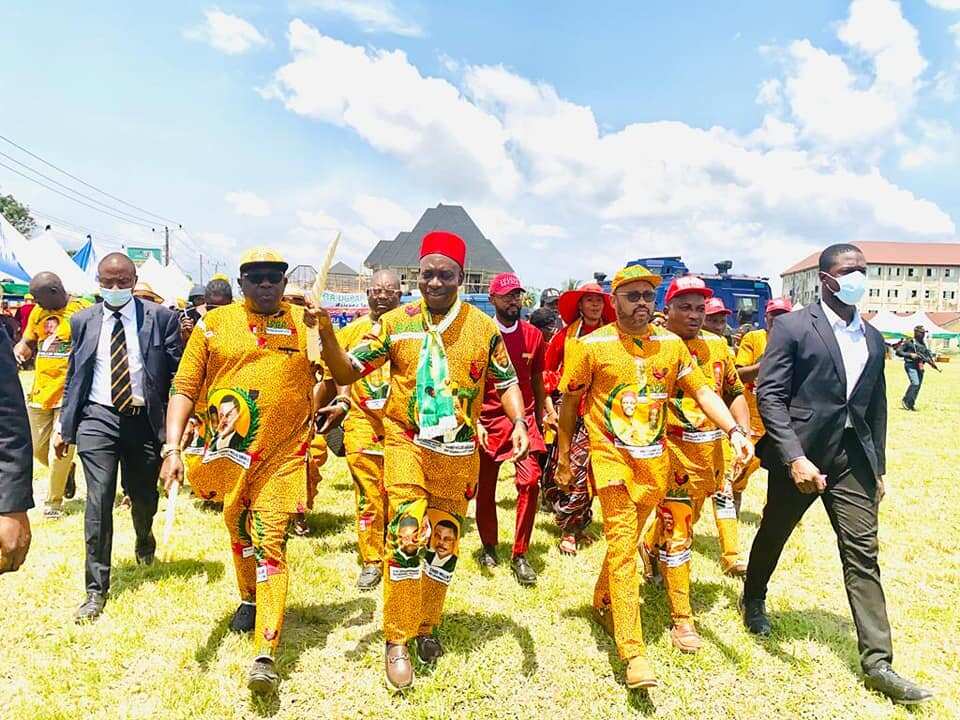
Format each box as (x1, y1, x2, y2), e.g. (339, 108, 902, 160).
(90, 401, 145, 416)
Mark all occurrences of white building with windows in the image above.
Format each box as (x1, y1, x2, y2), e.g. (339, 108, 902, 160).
(781, 241, 960, 314)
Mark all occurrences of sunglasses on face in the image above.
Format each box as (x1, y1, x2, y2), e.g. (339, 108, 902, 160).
(615, 290, 656, 303)
(242, 270, 285, 285)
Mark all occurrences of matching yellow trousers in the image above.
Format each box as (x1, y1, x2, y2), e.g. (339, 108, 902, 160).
(347, 452, 387, 565)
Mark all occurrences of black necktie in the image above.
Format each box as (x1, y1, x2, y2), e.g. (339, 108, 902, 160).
(110, 311, 133, 414)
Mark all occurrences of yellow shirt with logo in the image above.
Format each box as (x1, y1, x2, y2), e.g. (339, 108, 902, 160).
(735, 329, 768, 437)
(666, 331, 744, 497)
(23, 298, 90, 409)
(560, 324, 709, 506)
(337, 314, 389, 456)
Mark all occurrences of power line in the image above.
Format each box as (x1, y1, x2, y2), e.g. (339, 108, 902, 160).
(29, 208, 128, 246)
(0, 159, 159, 229)
(0, 133, 180, 226)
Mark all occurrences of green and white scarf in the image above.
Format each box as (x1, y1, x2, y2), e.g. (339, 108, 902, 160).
(415, 298, 462, 442)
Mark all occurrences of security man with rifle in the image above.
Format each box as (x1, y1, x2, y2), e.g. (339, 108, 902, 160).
(896, 325, 940, 411)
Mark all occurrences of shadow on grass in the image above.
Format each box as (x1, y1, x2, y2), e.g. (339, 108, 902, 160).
(763, 607, 861, 675)
(739, 509, 761, 527)
(196, 598, 377, 717)
(300, 511, 352, 538)
(438, 611, 538, 676)
(111, 558, 224, 599)
(496, 494, 518, 511)
(331, 482, 352, 492)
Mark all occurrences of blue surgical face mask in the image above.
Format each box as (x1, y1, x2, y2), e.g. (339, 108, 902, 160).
(827, 270, 866, 306)
(100, 286, 133, 308)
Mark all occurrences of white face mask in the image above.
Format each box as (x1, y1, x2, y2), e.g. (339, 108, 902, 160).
(100, 286, 133, 307)
(826, 270, 866, 306)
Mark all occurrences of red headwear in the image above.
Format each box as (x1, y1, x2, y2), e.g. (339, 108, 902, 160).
(664, 275, 713, 305)
(557, 282, 616, 325)
(704, 297, 732, 316)
(765, 297, 793, 315)
(420, 231, 467, 268)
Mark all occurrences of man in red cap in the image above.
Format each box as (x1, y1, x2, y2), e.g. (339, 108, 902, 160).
(734, 297, 792, 510)
(539, 281, 615, 555)
(642, 275, 751, 653)
(703, 297, 734, 346)
(310, 231, 529, 691)
(475, 273, 547, 586)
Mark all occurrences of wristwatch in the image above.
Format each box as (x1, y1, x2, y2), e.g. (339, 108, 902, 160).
(727, 425, 748, 440)
(160, 443, 182, 459)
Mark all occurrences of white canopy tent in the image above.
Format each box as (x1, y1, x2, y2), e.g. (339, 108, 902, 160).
(868, 310, 959, 339)
(137, 256, 193, 305)
(0, 217, 96, 295)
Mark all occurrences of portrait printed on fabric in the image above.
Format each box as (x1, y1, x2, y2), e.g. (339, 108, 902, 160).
(37, 315, 70, 358)
(387, 498, 430, 581)
(423, 509, 461, 585)
(606, 382, 665, 451)
(202, 387, 261, 469)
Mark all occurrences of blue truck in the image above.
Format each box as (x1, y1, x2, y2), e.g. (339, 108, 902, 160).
(400, 292, 496, 318)
(597, 256, 774, 328)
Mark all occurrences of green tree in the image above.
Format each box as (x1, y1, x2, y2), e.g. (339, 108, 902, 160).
(0, 194, 37, 237)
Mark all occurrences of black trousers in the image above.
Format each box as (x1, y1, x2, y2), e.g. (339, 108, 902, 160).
(744, 429, 893, 672)
(76, 402, 160, 595)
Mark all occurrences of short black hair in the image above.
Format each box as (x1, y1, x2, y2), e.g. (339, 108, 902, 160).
(205, 279, 233, 303)
(434, 519, 459, 538)
(529, 307, 559, 330)
(818, 243, 862, 272)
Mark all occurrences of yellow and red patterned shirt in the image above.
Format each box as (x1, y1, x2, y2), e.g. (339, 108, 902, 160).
(666, 330, 744, 497)
(172, 301, 317, 512)
(347, 301, 517, 493)
(337, 313, 389, 456)
(23, 298, 89, 409)
(735, 329, 768, 437)
(560, 324, 709, 506)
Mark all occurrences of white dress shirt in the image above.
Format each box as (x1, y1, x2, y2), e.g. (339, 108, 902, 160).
(820, 301, 868, 428)
(90, 300, 146, 407)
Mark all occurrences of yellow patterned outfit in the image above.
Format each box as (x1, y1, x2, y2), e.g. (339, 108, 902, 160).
(22, 298, 89, 511)
(643, 331, 744, 623)
(172, 301, 316, 659)
(561, 324, 709, 661)
(337, 315, 390, 566)
(734, 329, 767, 489)
(347, 301, 517, 643)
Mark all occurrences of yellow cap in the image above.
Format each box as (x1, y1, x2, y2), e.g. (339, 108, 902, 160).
(611, 264, 661, 292)
(211, 273, 229, 282)
(239, 246, 288, 271)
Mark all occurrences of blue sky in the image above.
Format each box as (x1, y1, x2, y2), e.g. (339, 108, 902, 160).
(1, 0, 958, 291)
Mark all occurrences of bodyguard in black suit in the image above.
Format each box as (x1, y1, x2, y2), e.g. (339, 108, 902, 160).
(55, 253, 181, 622)
(741, 244, 932, 705)
(0, 327, 34, 573)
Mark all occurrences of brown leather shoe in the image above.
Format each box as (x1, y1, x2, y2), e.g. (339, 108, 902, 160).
(625, 655, 658, 689)
(592, 605, 615, 638)
(670, 621, 703, 654)
(723, 560, 748, 578)
(384, 642, 414, 691)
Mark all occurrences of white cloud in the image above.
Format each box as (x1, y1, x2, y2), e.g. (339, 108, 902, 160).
(933, 65, 959, 102)
(263, 21, 520, 200)
(926, 0, 960, 9)
(261, 14, 955, 289)
(774, 0, 925, 147)
(183, 8, 268, 55)
(295, 0, 423, 37)
(952, 21, 960, 46)
(900, 119, 960, 169)
(225, 191, 271, 217)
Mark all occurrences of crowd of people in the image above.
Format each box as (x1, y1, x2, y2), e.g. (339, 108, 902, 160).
(0, 235, 933, 705)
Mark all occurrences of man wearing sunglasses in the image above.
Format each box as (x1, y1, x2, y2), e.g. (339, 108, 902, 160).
(316, 270, 402, 591)
(160, 247, 327, 695)
(556, 264, 753, 690)
(641, 276, 751, 655)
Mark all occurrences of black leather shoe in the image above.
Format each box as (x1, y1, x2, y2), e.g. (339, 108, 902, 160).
(64, 463, 77, 500)
(357, 564, 383, 591)
(511, 555, 537, 586)
(478, 544, 499, 568)
(415, 635, 444, 664)
(229, 602, 256, 633)
(136, 532, 156, 565)
(247, 657, 279, 695)
(75, 592, 107, 624)
(864, 663, 933, 705)
(738, 593, 771, 636)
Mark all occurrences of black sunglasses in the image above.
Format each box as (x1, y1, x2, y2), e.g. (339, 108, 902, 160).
(242, 270, 285, 285)
(615, 290, 656, 303)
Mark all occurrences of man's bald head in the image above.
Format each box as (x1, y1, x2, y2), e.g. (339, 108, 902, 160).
(97, 252, 137, 298)
(367, 269, 402, 320)
(371, 269, 400, 287)
(98, 252, 136, 277)
(29, 272, 68, 311)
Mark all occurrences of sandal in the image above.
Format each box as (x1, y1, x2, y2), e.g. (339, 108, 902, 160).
(558, 534, 578, 555)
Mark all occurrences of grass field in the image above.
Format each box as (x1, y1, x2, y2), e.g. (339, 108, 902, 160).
(2, 362, 958, 719)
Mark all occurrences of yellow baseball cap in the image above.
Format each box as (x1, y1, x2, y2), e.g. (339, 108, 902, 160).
(611, 264, 661, 292)
(239, 246, 288, 271)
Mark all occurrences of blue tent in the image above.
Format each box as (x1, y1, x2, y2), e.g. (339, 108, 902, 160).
(72, 236, 95, 272)
(0, 214, 30, 282)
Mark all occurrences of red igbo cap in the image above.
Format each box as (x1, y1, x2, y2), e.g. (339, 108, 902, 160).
(489, 272, 524, 296)
(704, 297, 732, 316)
(664, 275, 713, 305)
(420, 231, 466, 267)
(765, 297, 793, 315)
(557, 282, 616, 325)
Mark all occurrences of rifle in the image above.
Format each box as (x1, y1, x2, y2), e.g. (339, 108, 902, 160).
(915, 343, 941, 372)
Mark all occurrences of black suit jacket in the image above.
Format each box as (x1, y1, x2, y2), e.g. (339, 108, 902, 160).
(60, 298, 182, 445)
(0, 329, 34, 513)
(756, 303, 887, 479)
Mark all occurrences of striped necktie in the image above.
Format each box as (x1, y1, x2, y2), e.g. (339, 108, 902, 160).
(110, 311, 133, 414)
